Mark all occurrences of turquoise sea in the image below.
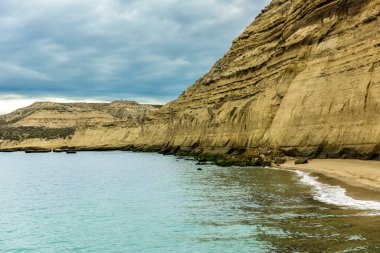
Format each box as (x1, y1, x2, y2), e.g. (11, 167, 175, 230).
(0, 152, 379, 252)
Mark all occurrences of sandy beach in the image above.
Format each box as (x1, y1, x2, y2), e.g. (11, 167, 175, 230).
(280, 159, 380, 200)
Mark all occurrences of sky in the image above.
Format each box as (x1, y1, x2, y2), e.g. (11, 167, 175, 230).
(0, 0, 270, 114)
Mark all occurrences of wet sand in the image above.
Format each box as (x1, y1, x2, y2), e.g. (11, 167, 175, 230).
(279, 159, 380, 201)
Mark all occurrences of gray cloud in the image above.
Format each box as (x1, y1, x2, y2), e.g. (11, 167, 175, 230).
(0, 0, 271, 104)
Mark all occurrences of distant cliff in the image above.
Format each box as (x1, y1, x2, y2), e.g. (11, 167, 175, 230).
(1, 0, 379, 159)
(0, 101, 159, 150)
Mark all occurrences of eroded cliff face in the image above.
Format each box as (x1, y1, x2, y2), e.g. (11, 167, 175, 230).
(139, 0, 380, 157)
(1, 0, 379, 158)
(0, 101, 159, 150)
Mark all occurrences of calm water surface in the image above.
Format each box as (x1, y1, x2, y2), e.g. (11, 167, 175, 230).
(0, 152, 379, 252)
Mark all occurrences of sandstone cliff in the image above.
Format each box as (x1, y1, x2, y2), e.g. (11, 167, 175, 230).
(142, 0, 380, 158)
(1, 0, 379, 159)
(0, 101, 159, 150)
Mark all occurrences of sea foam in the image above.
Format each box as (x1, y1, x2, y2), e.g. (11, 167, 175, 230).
(294, 170, 380, 211)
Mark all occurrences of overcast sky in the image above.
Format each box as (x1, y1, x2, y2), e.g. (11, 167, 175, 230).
(0, 0, 270, 114)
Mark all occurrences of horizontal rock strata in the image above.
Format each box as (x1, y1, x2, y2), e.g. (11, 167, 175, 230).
(1, 0, 379, 160)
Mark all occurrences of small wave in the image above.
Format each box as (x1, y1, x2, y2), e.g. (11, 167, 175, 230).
(294, 170, 380, 211)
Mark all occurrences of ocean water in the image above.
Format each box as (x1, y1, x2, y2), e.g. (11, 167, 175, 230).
(0, 152, 379, 253)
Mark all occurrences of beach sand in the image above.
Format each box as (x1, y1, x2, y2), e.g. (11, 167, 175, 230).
(279, 159, 380, 201)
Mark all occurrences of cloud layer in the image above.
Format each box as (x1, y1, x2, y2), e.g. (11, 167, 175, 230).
(0, 0, 270, 113)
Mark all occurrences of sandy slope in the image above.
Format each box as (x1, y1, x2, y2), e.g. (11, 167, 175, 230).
(280, 159, 380, 195)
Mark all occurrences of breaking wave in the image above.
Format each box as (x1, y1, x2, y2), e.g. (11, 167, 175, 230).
(294, 170, 380, 211)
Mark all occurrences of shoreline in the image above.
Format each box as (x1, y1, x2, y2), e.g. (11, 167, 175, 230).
(2, 149, 380, 202)
(278, 159, 380, 202)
